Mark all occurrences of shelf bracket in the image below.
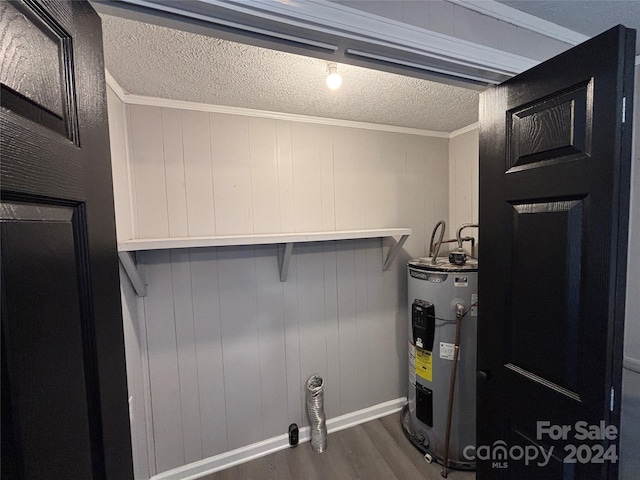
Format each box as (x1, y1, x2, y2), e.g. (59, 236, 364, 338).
(277, 243, 293, 282)
(382, 234, 409, 271)
(118, 251, 147, 297)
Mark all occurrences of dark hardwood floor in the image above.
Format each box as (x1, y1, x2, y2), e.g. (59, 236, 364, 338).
(204, 413, 476, 480)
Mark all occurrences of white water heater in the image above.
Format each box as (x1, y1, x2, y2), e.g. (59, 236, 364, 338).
(406, 256, 478, 470)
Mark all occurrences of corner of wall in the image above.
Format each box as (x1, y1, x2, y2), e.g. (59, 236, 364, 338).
(107, 73, 151, 478)
(106, 81, 134, 242)
(119, 263, 152, 480)
(448, 123, 479, 247)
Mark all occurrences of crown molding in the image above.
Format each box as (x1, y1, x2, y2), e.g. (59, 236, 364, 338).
(446, 0, 588, 46)
(105, 72, 482, 138)
(105, 80, 451, 138)
(449, 122, 479, 138)
(105, 69, 128, 102)
(129, 94, 452, 137)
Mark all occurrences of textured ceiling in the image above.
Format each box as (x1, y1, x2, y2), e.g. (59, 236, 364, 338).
(497, 1, 640, 51)
(100, 14, 480, 133)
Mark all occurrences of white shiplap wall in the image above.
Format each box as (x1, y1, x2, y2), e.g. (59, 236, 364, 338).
(448, 125, 479, 243)
(111, 97, 449, 476)
(126, 104, 447, 249)
(107, 85, 133, 242)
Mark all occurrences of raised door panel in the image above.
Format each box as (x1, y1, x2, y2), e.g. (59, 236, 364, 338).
(1, 201, 95, 478)
(0, 0, 78, 141)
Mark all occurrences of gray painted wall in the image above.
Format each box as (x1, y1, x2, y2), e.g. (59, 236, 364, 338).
(138, 240, 411, 473)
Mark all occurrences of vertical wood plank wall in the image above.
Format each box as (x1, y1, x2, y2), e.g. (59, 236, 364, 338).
(107, 86, 133, 241)
(109, 93, 450, 475)
(448, 128, 479, 242)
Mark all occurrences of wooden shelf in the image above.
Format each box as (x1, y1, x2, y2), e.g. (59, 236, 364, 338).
(118, 228, 411, 296)
(117, 228, 411, 252)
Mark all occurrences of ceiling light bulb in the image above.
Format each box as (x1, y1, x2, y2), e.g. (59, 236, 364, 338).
(326, 63, 342, 90)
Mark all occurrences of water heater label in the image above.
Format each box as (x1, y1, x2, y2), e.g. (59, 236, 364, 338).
(416, 349, 433, 382)
(454, 276, 469, 287)
(440, 342, 460, 361)
(410, 270, 448, 283)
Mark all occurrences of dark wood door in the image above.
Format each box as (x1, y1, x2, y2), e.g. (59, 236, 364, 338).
(0, 1, 133, 478)
(478, 26, 635, 479)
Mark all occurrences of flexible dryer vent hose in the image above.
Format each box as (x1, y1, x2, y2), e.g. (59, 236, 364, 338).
(306, 375, 327, 453)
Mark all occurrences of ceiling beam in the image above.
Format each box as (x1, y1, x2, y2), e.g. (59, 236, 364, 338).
(447, 0, 590, 46)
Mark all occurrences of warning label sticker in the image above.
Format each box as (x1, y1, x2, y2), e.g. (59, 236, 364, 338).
(439, 342, 460, 361)
(471, 294, 478, 317)
(415, 349, 433, 382)
(409, 342, 416, 386)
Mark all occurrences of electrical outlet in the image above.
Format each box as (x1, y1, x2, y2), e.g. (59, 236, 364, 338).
(288, 423, 299, 447)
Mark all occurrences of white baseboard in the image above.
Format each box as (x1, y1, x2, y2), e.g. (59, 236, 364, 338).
(151, 397, 407, 480)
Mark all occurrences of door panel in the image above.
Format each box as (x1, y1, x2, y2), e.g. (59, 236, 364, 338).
(1, 201, 96, 478)
(0, 1, 133, 478)
(0, 0, 79, 142)
(507, 80, 592, 172)
(507, 198, 584, 393)
(478, 25, 635, 480)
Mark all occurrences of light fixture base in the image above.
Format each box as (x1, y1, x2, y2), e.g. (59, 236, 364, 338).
(326, 62, 342, 90)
